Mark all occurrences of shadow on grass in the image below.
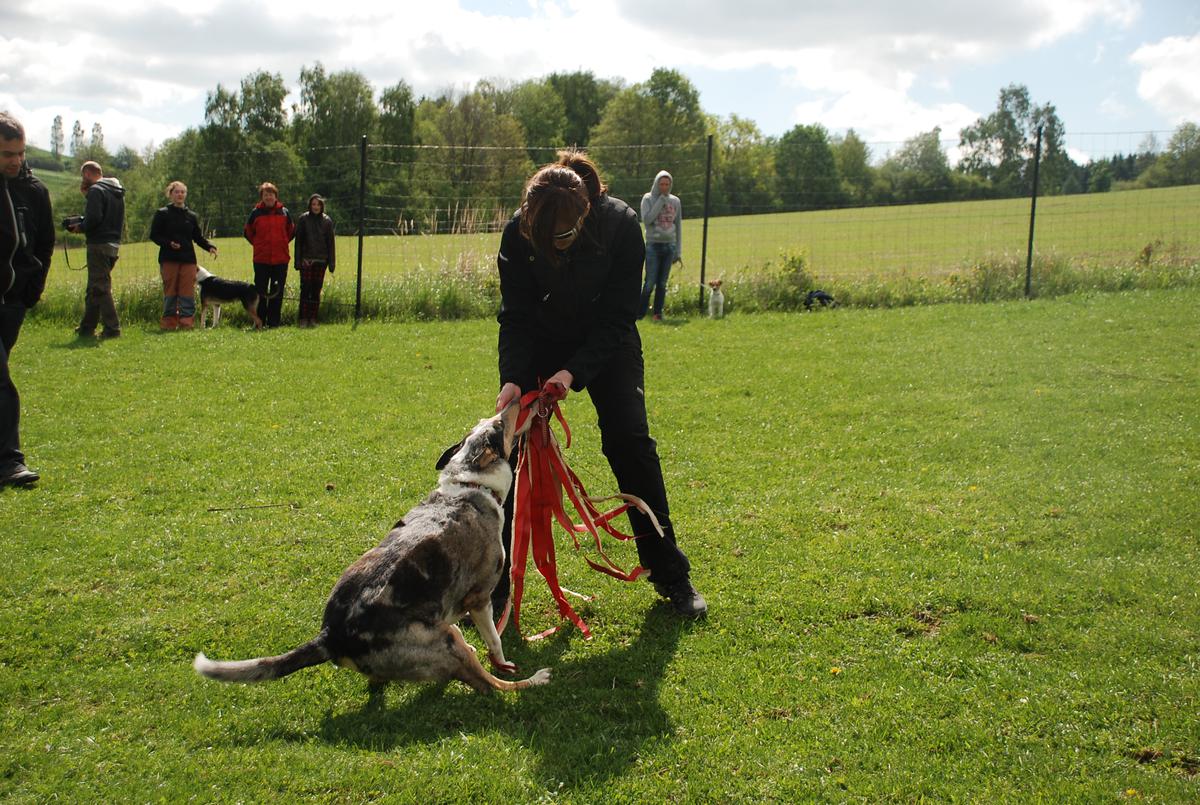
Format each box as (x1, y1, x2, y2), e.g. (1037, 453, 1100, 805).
(318, 604, 694, 789)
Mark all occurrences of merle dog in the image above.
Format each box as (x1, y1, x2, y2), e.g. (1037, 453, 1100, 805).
(194, 403, 550, 694)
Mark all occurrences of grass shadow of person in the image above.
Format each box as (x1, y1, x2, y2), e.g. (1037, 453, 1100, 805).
(318, 604, 694, 789)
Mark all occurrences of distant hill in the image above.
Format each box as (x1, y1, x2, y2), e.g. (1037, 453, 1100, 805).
(24, 143, 68, 172)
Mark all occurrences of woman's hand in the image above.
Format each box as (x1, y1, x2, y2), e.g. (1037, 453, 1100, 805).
(208, 246, 219, 258)
(495, 382, 522, 413)
(544, 370, 574, 396)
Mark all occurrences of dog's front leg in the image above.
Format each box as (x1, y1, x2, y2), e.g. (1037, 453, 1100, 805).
(468, 603, 517, 674)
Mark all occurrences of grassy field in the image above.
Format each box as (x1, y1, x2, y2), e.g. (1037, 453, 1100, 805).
(34, 183, 1200, 304)
(1, 288, 1197, 801)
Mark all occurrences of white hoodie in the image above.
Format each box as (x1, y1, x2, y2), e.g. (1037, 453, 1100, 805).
(640, 170, 682, 253)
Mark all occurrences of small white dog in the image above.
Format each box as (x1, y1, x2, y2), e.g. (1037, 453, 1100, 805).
(706, 280, 725, 319)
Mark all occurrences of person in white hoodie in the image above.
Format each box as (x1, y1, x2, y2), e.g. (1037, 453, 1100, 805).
(638, 170, 681, 321)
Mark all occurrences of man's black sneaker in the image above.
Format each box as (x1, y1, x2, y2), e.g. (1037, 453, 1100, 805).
(654, 579, 708, 618)
(0, 464, 40, 487)
(99, 329, 121, 340)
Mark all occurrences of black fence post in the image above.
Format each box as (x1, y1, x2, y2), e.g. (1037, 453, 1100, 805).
(699, 134, 713, 312)
(355, 134, 367, 321)
(1024, 125, 1043, 299)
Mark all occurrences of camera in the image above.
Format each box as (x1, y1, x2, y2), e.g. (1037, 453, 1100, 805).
(61, 214, 84, 231)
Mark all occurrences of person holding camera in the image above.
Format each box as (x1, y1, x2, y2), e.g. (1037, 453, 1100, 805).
(150, 180, 217, 331)
(243, 182, 294, 328)
(67, 160, 125, 339)
(0, 112, 54, 487)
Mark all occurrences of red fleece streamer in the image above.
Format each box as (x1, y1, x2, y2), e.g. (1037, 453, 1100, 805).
(497, 382, 663, 640)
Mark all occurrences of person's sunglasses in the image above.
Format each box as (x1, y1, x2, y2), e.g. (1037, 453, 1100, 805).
(552, 211, 587, 241)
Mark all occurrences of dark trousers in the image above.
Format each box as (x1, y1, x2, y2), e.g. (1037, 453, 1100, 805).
(0, 302, 27, 471)
(495, 340, 691, 602)
(298, 261, 328, 321)
(638, 242, 675, 318)
(253, 263, 287, 327)
(79, 244, 121, 334)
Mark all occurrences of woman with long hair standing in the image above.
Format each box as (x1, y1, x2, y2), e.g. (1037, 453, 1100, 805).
(493, 150, 706, 619)
(293, 193, 335, 327)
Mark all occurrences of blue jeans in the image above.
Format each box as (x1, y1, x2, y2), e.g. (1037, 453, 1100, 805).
(639, 242, 675, 318)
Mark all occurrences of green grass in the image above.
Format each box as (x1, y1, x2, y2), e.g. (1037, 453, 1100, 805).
(2, 289, 1198, 801)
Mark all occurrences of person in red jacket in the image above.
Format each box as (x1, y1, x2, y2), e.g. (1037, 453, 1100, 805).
(243, 182, 294, 328)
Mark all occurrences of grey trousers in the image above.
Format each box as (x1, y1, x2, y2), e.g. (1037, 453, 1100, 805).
(79, 243, 121, 334)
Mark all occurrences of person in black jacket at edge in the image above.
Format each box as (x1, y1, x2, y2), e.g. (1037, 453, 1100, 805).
(492, 150, 706, 618)
(0, 112, 54, 487)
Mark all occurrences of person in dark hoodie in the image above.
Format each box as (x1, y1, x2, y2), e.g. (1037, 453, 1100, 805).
(150, 180, 218, 331)
(0, 112, 53, 487)
(492, 149, 707, 619)
(68, 160, 124, 338)
(243, 182, 294, 328)
(293, 193, 335, 328)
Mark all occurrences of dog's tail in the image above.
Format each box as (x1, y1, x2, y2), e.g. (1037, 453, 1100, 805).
(193, 633, 329, 683)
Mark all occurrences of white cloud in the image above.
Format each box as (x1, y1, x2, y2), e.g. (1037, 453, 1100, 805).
(0, 0, 1168, 155)
(1130, 32, 1200, 126)
(790, 84, 979, 151)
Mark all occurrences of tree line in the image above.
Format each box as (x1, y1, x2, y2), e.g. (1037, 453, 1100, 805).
(39, 67, 1200, 241)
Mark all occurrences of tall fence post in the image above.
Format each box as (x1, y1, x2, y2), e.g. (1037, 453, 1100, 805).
(1024, 124, 1043, 299)
(355, 134, 367, 321)
(699, 134, 713, 312)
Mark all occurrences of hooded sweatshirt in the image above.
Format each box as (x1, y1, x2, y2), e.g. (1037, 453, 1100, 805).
(81, 176, 126, 246)
(294, 194, 336, 270)
(639, 170, 681, 253)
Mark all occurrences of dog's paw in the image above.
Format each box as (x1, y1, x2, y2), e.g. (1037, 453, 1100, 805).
(528, 667, 552, 686)
(489, 652, 518, 675)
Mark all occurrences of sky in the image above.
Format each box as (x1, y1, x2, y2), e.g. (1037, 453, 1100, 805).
(3, 0, 1198, 162)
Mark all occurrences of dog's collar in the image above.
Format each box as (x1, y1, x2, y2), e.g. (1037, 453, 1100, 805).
(457, 481, 505, 506)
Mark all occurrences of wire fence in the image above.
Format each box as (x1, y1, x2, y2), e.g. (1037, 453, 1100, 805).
(47, 130, 1200, 320)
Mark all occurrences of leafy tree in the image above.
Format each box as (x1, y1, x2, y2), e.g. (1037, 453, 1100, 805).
(775, 123, 842, 209)
(239, 70, 289, 142)
(90, 122, 104, 153)
(507, 79, 567, 162)
(188, 77, 299, 233)
(712, 115, 776, 214)
(292, 64, 380, 217)
(373, 79, 420, 226)
(111, 145, 144, 172)
(832, 128, 873, 204)
(1139, 121, 1200, 188)
(878, 127, 952, 203)
(378, 80, 417, 146)
(546, 71, 621, 147)
(958, 84, 1066, 197)
(74, 122, 111, 166)
(70, 120, 85, 156)
(589, 69, 709, 203)
(50, 116, 64, 160)
(410, 85, 532, 233)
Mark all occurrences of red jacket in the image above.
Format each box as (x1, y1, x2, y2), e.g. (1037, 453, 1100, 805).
(243, 200, 295, 264)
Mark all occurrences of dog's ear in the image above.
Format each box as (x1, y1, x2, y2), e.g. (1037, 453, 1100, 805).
(436, 439, 464, 470)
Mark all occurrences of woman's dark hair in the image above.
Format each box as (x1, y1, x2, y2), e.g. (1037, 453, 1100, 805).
(519, 165, 590, 263)
(556, 149, 606, 200)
